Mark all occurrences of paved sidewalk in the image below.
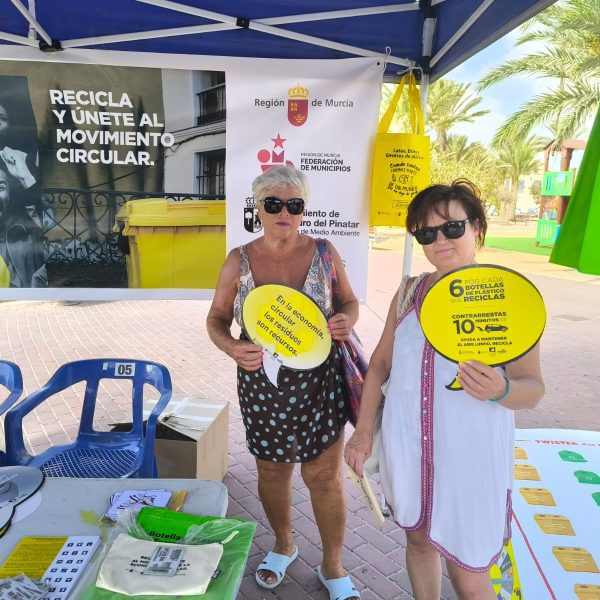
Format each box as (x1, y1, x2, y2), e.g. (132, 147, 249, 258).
(1, 240, 599, 599)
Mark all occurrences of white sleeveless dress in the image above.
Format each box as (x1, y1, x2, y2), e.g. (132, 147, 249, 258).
(380, 276, 514, 571)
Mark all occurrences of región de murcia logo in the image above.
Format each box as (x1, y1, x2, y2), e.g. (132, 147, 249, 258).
(288, 84, 309, 127)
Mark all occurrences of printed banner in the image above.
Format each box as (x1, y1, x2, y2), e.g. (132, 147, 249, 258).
(0, 60, 222, 297)
(0, 54, 382, 299)
(225, 58, 384, 301)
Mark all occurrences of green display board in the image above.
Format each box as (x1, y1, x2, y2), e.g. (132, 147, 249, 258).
(541, 171, 574, 196)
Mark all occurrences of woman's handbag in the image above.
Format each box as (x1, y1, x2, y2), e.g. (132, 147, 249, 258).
(337, 329, 369, 427)
(370, 72, 430, 227)
(363, 273, 426, 477)
(317, 241, 367, 427)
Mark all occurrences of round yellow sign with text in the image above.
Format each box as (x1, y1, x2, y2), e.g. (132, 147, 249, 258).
(420, 265, 546, 366)
(242, 285, 332, 386)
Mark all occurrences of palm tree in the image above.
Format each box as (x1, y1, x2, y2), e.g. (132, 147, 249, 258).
(379, 78, 489, 145)
(442, 134, 472, 162)
(425, 79, 489, 151)
(442, 134, 495, 166)
(478, 0, 600, 147)
(431, 135, 501, 204)
(495, 135, 544, 220)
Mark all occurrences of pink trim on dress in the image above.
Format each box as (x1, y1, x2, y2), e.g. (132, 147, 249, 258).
(504, 488, 513, 544)
(400, 276, 432, 531)
(395, 305, 415, 330)
(429, 538, 504, 573)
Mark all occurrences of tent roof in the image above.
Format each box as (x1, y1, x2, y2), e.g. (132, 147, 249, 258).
(1, 0, 555, 81)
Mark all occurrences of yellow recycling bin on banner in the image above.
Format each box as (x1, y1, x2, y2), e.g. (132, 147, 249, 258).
(115, 198, 226, 289)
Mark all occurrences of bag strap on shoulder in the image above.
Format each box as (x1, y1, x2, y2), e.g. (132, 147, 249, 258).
(396, 272, 427, 318)
(317, 239, 339, 304)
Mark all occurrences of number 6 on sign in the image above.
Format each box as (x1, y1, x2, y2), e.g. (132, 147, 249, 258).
(114, 363, 136, 377)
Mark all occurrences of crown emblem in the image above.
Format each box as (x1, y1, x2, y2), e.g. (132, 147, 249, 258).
(288, 84, 309, 99)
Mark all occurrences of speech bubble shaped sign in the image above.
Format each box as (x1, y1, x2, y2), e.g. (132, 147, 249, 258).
(420, 265, 546, 390)
(242, 284, 332, 388)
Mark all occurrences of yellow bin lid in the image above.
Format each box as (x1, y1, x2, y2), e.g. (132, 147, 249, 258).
(116, 198, 225, 228)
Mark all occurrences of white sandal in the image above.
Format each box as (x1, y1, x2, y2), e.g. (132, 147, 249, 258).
(255, 547, 299, 589)
(317, 565, 361, 599)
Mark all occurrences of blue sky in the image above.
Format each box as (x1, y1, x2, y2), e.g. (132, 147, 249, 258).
(444, 28, 590, 169)
(445, 29, 548, 146)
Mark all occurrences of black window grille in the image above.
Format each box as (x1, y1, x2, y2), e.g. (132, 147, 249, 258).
(197, 73, 226, 126)
(196, 149, 226, 197)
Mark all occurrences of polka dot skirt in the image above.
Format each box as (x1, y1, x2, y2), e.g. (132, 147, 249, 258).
(237, 346, 348, 463)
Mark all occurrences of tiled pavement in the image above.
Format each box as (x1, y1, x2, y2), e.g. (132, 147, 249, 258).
(1, 239, 599, 599)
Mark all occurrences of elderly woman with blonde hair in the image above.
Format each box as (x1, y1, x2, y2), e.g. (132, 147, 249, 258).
(207, 165, 361, 599)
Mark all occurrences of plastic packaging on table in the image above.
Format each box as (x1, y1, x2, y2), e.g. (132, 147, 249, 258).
(80, 508, 256, 599)
(0, 573, 50, 599)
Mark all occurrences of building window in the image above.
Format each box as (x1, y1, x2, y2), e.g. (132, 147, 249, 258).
(197, 71, 226, 126)
(517, 179, 525, 192)
(196, 149, 225, 197)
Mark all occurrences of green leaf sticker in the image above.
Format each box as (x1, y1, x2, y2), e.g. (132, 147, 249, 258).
(574, 470, 600, 485)
(558, 450, 587, 463)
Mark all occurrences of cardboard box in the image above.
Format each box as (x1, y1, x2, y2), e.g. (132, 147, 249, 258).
(146, 397, 229, 481)
(111, 397, 229, 480)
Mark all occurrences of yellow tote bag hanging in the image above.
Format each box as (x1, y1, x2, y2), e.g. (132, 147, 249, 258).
(370, 73, 430, 227)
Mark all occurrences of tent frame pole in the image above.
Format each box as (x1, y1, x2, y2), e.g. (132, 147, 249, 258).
(401, 10, 435, 278)
(9, 0, 52, 45)
(62, 24, 233, 48)
(401, 72, 431, 278)
(0, 31, 37, 46)
(130, 0, 414, 68)
(255, 4, 421, 24)
(431, 0, 497, 67)
(136, 0, 421, 24)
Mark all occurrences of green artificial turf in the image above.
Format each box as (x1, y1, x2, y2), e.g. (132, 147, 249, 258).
(485, 237, 553, 256)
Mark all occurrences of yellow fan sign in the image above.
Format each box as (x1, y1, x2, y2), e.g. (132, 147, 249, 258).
(242, 284, 332, 387)
(420, 265, 546, 389)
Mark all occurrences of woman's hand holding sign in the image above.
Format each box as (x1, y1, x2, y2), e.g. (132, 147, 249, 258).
(227, 339, 263, 372)
(457, 360, 507, 402)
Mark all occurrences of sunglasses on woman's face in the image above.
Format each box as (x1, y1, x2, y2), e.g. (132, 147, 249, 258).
(263, 197, 305, 216)
(413, 218, 471, 245)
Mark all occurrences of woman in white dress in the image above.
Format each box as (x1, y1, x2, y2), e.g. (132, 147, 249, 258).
(345, 180, 544, 600)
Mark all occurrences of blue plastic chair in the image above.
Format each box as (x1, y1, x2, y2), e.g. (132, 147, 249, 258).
(0, 360, 24, 466)
(4, 359, 172, 478)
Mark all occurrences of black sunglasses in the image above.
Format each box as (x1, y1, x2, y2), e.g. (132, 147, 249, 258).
(413, 218, 472, 245)
(263, 197, 305, 216)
